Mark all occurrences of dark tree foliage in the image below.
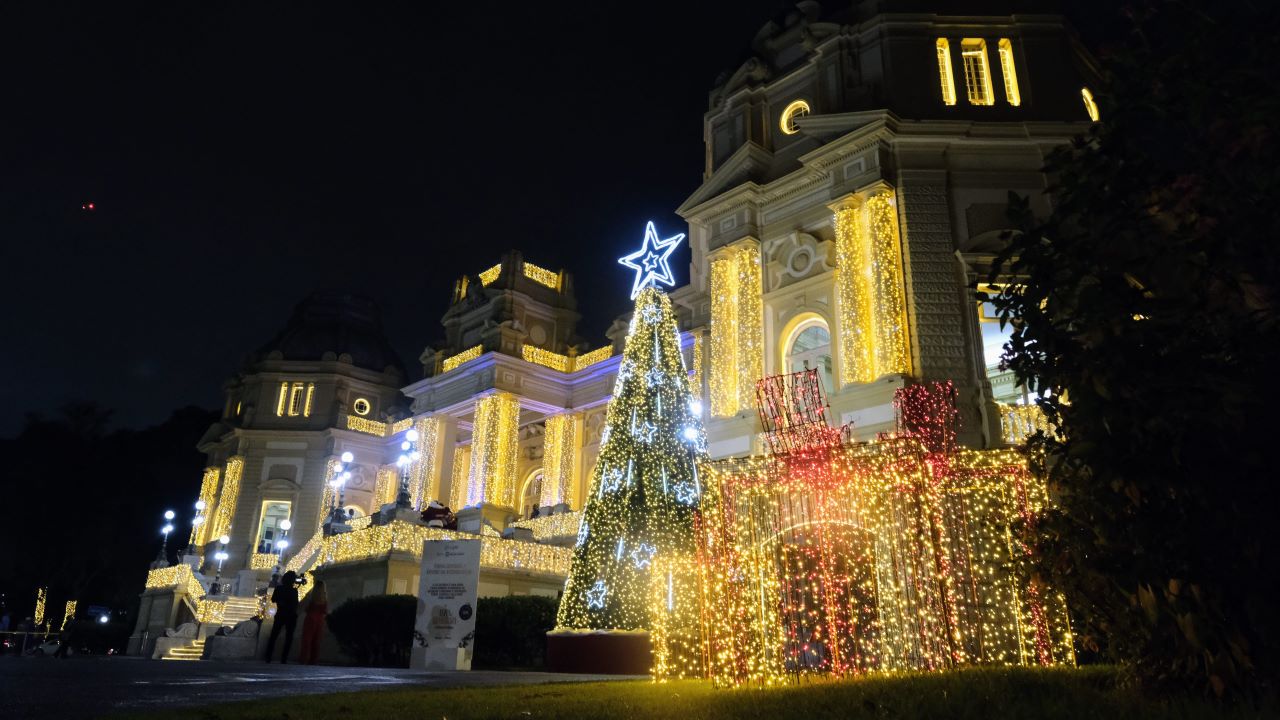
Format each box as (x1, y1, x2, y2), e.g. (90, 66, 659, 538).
(0, 404, 215, 648)
(990, 1, 1279, 698)
(472, 595, 558, 669)
(326, 594, 417, 667)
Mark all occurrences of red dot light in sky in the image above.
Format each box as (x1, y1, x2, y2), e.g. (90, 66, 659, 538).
(82, 202, 95, 211)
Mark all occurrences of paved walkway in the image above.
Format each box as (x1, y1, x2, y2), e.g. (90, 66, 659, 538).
(0, 656, 634, 718)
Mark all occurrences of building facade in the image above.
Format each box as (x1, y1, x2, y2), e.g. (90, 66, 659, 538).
(134, 0, 1096, 660)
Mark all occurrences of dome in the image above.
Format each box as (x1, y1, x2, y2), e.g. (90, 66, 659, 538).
(247, 291, 406, 378)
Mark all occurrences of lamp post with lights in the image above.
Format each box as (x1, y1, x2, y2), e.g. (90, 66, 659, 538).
(396, 428, 421, 508)
(328, 451, 355, 529)
(156, 510, 176, 565)
(211, 535, 230, 595)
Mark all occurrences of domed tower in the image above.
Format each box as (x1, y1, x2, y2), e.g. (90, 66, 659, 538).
(674, 0, 1099, 450)
(192, 291, 408, 580)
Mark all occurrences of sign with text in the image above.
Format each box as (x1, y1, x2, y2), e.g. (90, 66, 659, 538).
(412, 538, 481, 670)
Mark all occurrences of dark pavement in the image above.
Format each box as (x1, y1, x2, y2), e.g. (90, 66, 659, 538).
(0, 656, 635, 718)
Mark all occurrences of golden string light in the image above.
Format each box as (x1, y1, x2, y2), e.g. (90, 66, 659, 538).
(442, 345, 483, 373)
(34, 587, 46, 627)
(449, 444, 472, 510)
(61, 600, 77, 630)
(832, 191, 910, 385)
(467, 393, 521, 507)
(409, 416, 442, 508)
(522, 345, 572, 372)
(575, 345, 614, 370)
(709, 243, 762, 416)
(540, 413, 579, 507)
(522, 261, 562, 290)
(998, 403, 1053, 444)
(346, 414, 387, 436)
(833, 198, 875, 384)
(865, 191, 911, 376)
(193, 467, 221, 547)
(208, 456, 243, 541)
(373, 465, 398, 508)
(315, 520, 571, 575)
(478, 263, 503, 286)
(655, 382, 1073, 685)
(510, 511, 582, 541)
(390, 418, 414, 435)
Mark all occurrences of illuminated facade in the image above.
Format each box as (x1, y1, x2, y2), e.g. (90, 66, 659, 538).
(671, 2, 1098, 456)
(130, 2, 1099, 664)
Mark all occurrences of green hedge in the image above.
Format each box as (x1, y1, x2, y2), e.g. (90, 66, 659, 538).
(326, 594, 416, 667)
(324, 593, 557, 669)
(472, 595, 558, 670)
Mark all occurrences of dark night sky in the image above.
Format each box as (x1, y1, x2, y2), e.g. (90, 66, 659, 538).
(0, 1, 789, 435)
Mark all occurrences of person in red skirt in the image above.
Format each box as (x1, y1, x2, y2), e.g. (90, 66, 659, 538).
(299, 580, 329, 665)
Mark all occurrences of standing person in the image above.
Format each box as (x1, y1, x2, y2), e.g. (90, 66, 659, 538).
(264, 571, 300, 663)
(53, 618, 77, 659)
(298, 580, 329, 665)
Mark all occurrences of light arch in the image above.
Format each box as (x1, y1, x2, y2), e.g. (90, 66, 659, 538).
(778, 311, 835, 391)
(516, 466, 544, 519)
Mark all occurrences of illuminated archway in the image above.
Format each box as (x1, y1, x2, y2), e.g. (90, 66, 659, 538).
(517, 467, 544, 519)
(778, 312, 834, 392)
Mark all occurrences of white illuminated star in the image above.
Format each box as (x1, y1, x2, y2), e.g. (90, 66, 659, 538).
(618, 221, 685, 300)
(673, 481, 700, 505)
(630, 543, 657, 570)
(586, 580, 608, 610)
(599, 468, 624, 496)
(637, 422, 658, 443)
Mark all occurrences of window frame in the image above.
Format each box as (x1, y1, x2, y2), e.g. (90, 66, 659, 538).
(961, 38, 995, 106)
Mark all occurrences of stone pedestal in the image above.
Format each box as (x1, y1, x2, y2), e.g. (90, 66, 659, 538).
(546, 630, 652, 675)
(456, 504, 514, 534)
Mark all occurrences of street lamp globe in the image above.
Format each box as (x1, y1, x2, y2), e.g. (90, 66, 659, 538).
(219, 535, 230, 545)
(162, 523, 174, 535)
(163, 510, 176, 521)
(406, 428, 419, 442)
(279, 519, 292, 532)
(341, 451, 354, 463)
(195, 500, 206, 511)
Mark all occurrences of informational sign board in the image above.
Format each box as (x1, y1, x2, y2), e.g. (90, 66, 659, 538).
(412, 538, 481, 670)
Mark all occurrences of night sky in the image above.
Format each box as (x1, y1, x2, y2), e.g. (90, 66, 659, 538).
(0, 1, 786, 436)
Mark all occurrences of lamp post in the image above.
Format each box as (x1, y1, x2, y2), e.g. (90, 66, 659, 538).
(211, 534, 230, 595)
(328, 451, 355, 527)
(156, 510, 176, 564)
(396, 428, 421, 508)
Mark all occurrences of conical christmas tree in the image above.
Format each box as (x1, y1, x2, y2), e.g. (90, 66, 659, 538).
(556, 287, 708, 633)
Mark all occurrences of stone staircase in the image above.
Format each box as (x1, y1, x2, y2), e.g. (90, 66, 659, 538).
(158, 595, 261, 661)
(161, 637, 205, 661)
(221, 596, 261, 626)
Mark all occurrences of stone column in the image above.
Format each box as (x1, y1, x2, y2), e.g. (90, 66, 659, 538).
(540, 412, 581, 508)
(829, 194, 875, 385)
(466, 392, 522, 510)
(707, 239, 763, 417)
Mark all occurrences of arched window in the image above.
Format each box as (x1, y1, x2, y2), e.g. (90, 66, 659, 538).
(779, 99, 810, 135)
(518, 469, 544, 520)
(783, 316, 833, 392)
(1081, 87, 1100, 122)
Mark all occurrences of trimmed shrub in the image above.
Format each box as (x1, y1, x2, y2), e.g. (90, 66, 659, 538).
(326, 594, 416, 667)
(472, 595, 558, 669)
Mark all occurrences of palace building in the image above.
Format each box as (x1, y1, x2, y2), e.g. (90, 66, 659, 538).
(130, 0, 1098, 661)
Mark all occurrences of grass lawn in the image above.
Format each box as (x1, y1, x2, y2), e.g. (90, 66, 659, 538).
(117, 666, 1269, 720)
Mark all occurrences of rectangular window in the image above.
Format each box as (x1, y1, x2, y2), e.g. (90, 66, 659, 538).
(998, 39, 1021, 106)
(961, 39, 994, 106)
(279, 382, 316, 417)
(935, 39, 956, 106)
(276, 382, 289, 416)
(256, 501, 292, 554)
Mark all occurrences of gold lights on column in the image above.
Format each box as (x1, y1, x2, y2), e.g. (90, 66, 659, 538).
(709, 241, 763, 416)
(831, 188, 911, 386)
(540, 413, 580, 507)
(409, 416, 442, 508)
(373, 465, 398, 508)
(467, 393, 521, 507)
(449, 444, 472, 510)
(208, 456, 244, 541)
(193, 466, 222, 546)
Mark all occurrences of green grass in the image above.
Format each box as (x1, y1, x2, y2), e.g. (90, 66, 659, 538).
(118, 667, 1270, 720)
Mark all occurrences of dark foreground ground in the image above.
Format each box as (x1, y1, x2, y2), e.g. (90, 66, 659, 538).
(113, 665, 1275, 720)
(0, 655, 630, 719)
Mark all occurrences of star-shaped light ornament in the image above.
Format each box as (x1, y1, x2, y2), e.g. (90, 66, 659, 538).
(630, 543, 658, 570)
(599, 468, 624, 496)
(637, 422, 658, 443)
(618, 221, 685, 300)
(586, 580, 608, 610)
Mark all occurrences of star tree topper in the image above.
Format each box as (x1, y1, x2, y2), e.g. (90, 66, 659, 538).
(618, 221, 685, 299)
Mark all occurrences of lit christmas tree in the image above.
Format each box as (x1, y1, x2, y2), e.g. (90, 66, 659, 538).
(556, 228, 708, 639)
